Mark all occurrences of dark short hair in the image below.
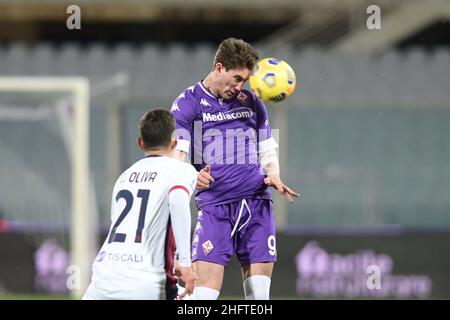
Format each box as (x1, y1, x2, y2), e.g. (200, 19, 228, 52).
(139, 109, 175, 149)
(214, 38, 259, 71)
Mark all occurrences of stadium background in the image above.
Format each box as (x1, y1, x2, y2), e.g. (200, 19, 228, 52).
(0, 0, 449, 299)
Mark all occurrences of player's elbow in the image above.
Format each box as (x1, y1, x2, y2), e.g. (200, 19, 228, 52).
(259, 149, 279, 175)
(172, 149, 187, 162)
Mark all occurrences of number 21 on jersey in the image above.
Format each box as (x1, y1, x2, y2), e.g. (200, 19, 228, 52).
(108, 189, 150, 244)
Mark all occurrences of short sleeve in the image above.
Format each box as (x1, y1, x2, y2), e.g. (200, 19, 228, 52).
(168, 163, 197, 197)
(171, 89, 199, 154)
(255, 97, 278, 153)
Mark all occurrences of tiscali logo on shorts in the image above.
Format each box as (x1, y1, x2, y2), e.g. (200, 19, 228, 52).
(202, 240, 214, 255)
(96, 251, 107, 262)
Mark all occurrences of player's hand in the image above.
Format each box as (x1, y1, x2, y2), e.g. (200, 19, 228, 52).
(174, 259, 182, 277)
(197, 165, 214, 189)
(264, 175, 300, 203)
(177, 266, 198, 299)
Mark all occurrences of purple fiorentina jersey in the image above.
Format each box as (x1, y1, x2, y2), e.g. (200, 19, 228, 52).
(171, 81, 277, 207)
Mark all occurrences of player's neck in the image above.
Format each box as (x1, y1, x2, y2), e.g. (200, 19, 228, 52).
(144, 148, 171, 157)
(203, 73, 220, 98)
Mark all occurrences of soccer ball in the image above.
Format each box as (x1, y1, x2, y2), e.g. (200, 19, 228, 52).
(249, 57, 296, 102)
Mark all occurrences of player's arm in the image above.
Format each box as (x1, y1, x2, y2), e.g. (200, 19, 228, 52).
(255, 96, 299, 202)
(170, 91, 214, 189)
(170, 90, 196, 163)
(172, 149, 187, 162)
(171, 149, 214, 189)
(259, 147, 299, 203)
(168, 184, 198, 298)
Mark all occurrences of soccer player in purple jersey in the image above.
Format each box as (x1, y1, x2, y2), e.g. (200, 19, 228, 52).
(171, 38, 299, 300)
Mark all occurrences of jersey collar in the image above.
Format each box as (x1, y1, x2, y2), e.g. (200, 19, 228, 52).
(198, 81, 216, 99)
(145, 154, 164, 158)
(198, 81, 237, 104)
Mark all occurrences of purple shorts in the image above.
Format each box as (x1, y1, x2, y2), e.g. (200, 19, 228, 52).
(191, 199, 277, 266)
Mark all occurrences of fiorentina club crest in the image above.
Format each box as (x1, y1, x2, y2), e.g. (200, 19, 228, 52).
(202, 240, 214, 255)
(237, 91, 248, 105)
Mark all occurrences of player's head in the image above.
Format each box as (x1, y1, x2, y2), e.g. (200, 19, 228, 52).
(212, 38, 259, 99)
(137, 109, 176, 153)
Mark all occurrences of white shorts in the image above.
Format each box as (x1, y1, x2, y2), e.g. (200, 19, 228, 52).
(82, 270, 167, 300)
(82, 283, 165, 300)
